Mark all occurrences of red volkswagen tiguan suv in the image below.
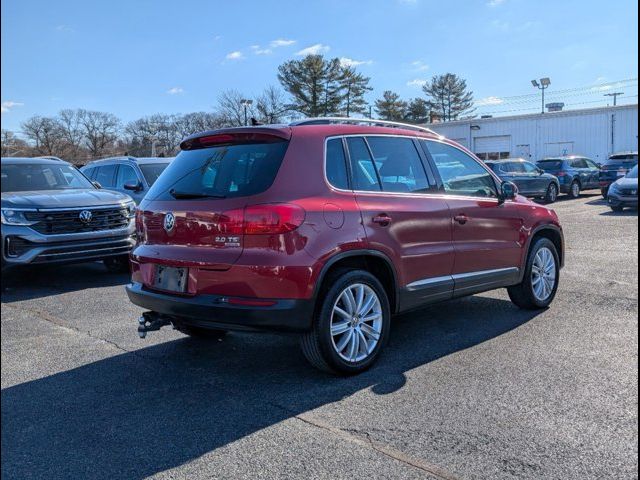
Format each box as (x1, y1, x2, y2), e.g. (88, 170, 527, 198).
(127, 119, 564, 374)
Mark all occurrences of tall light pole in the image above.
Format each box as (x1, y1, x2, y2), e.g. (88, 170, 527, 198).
(240, 99, 253, 126)
(604, 92, 623, 106)
(531, 77, 551, 114)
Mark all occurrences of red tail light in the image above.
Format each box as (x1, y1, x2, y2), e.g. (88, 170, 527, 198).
(219, 204, 305, 235)
(557, 171, 568, 177)
(244, 204, 305, 235)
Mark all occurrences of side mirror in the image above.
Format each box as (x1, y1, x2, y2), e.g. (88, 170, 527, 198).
(124, 180, 143, 192)
(538, 168, 545, 175)
(92, 181, 102, 189)
(500, 181, 518, 202)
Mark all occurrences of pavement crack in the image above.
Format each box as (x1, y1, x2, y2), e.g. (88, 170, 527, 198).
(272, 404, 460, 480)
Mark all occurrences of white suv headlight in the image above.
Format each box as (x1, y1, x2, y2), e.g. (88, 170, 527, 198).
(123, 201, 137, 219)
(1, 209, 37, 226)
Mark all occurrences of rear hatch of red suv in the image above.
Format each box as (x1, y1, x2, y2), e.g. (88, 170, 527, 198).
(132, 129, 291, 293)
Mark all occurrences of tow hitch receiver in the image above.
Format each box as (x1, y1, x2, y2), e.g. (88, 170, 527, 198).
(138, 311, 172, 338)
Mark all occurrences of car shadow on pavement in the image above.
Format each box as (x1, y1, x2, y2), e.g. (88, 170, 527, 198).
(1, 262, 130, 302)
(1, 295, 542, 480)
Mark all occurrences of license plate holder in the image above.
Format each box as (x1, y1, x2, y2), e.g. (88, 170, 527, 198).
(153, 265, 188, 293)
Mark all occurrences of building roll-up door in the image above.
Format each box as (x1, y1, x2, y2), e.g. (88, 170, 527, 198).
(474, 135, 512, 160)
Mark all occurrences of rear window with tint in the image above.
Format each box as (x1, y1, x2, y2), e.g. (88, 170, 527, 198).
(537, 160, 563, 171)
(145, 141, 288, 200)
(139, 163, 169, 186)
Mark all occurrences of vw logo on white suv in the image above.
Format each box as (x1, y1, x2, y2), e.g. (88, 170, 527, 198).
(163, 212, 175, 232)
(78, 210, 93, 224)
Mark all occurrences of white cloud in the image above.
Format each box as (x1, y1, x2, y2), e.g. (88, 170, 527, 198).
(491, 19, 510, 31)
(225, 51, 244, 60)
(270, 39, 296, 48)
(476, 96, 504, 106)
(251, 45, 273, 55)
(339, 57, 373, 67)
(407, 79, 428, 88)
(167, 87, 184, 95)
(411, 60, 429, 72)
(296, 44, 330, 56)
(55, 24, 74, 32)
(1, 101, 24, 113)
(488, 0, 506, 6)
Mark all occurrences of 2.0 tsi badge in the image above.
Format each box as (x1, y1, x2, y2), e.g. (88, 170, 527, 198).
(163, 212, 175, 232)
(78, 210, 93, 224)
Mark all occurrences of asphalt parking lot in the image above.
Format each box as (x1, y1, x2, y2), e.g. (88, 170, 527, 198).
(1, 194, 638, 480)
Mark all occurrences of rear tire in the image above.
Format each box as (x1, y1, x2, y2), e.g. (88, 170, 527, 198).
(174, 323, 227, 340)
(104, 255, 130, 273)
(301, 269, 390, 375)
(568, 180, 581, 199)
(601, 187, 609, 198)
(508, 237, 560, 310)
(544, 183, 559, 203)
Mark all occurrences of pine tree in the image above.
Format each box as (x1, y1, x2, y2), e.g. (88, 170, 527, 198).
(422, 73, 475, 121)
(339, 67, 372, 117)
(404, 98, 430, 124)
(374, 91, 408, 121)
(277, 55, 342, 117)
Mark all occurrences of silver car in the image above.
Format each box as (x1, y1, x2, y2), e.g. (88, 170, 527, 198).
(1, 157, 136, 272)
(607, 165, 638, 212)
(81, 156, 173, 204)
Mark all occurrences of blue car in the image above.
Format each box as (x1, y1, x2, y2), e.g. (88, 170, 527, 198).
(486, 158, 560, 203)
(536, 156, 601, 199)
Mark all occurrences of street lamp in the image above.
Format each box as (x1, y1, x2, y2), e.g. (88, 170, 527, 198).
(240, 99, 253, 126)
(531, 77, 551, 114)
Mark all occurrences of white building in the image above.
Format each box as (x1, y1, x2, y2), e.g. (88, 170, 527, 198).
(425, 104, 638, 163)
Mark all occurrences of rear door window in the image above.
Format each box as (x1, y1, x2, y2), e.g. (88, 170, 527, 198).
(146, 140, 288, 200)
(571, 159, 588, 169)
(325, 138, 349, 190)
(365, 136, 430, 193)
(94, 164, 117, 188)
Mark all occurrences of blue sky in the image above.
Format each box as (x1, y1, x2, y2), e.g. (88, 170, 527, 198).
(1, 0, 638, 131)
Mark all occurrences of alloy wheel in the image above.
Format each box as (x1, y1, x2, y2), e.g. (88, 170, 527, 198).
(531, 247, 557, 302)
(330, 283, 383, 363)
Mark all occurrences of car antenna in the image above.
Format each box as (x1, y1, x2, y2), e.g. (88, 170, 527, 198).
(250, 117, 263, 126)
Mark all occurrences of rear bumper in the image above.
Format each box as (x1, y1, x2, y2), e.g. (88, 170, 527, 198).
(125, 282, 314, 332)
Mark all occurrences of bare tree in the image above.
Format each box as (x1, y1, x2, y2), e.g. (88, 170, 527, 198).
(1, 129, 30, 157)
(21, 116, 65, 155)
(79, 110, 121, 158)
(57, 109, 86, 160)
(255, 86, 290, 124)
(175, 112, 224, 138)
(217, 90, 254, 127)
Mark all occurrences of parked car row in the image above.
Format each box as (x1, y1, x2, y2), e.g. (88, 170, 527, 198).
(0, 121, 634, 373)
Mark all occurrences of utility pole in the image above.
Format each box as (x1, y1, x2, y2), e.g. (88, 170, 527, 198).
(531, 78, 551, 114)
(604, 92, 623, 106)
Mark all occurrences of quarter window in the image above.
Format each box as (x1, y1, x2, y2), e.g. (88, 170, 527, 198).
(325, 138, 349, 190)
(424, 141, 498, 198)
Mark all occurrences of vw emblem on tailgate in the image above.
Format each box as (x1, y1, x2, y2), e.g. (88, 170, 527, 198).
(78, 210, 93, 224)
(163, 212, 175, 232)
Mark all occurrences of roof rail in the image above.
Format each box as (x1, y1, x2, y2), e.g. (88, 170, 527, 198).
(289, 117, 440, 136)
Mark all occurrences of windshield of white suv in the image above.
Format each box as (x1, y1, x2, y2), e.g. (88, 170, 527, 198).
(1, 163, 95, 193)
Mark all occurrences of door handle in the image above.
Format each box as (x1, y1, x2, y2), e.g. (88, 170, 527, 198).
(454, 214, 469, 225)
(372, 214, 392, 226)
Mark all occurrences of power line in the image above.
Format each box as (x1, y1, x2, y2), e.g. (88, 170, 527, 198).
(478, 95, 638, 115)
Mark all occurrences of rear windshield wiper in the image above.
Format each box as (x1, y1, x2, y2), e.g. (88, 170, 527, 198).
(169, 189, 226, 199)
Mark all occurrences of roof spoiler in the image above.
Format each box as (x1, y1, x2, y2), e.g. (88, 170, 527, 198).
(180, 127, 291, 151)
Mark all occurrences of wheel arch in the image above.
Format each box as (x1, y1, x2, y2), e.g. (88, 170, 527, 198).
(312, 250, 399, 314)
(520, 224, 565, 281)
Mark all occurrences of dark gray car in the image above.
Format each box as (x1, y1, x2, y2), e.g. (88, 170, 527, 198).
(1, 157, 136, 272)
(607, 165, 638, 212)
(81, 156, 173, 204)
(486, 158, 560, 203)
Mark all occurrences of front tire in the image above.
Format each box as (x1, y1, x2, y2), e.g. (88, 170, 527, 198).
(545, 183, 559, 203)
(508, 238, 560, 310)
(610, 205, 624, 213)
(301, 269, 390, 375)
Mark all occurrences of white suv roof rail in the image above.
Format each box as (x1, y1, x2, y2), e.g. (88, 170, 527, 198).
(290, 117, 440, 136)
